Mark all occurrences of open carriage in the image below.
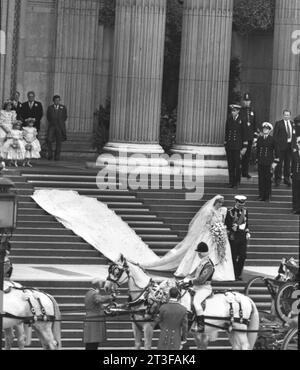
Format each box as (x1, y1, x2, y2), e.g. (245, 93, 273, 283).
(244, 257, 299, 350)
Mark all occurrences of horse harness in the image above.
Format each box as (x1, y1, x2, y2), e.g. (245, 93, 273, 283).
(1, 284, 55, 325)
(180, 287, 250, 332)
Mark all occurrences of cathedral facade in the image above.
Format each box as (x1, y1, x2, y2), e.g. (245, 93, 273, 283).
(1, 0, 299, 155)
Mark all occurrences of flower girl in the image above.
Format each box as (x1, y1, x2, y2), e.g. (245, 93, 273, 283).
(2, 120, 25, 167)
(23, 118, 41, 167)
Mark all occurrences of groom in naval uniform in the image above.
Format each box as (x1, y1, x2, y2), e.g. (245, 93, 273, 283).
(181, 242, 215, 333)
(225, 195, 250, 280)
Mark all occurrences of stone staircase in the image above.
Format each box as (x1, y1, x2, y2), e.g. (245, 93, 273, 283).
(3, 167, 298, 349)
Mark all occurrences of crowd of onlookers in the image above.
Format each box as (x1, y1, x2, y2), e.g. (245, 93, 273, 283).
(0, 91, 68, 167)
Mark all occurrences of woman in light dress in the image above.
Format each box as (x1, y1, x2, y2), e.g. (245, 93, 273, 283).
(143, 195, 235, 281)
(23, 118, 41, 167)
(0, 100, 17, 160)
(2, 121, 25, 167)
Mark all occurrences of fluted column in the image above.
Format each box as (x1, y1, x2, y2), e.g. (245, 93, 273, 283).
(270, 0, 300, 123)
(0, 0, 19, 105)
(104, 0, 167, 154)
(172, 0, 233, 154)
(53, 0, 100, 134)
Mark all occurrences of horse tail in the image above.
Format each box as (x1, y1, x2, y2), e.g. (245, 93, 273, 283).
(47, 294, 62, 349)
(247, 298, 259, 349)
(24, 324, 32, 346)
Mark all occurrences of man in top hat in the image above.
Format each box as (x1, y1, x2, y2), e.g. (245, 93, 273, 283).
(180, 242, 215, 333)
(224, 104, 248, 188)
(83, 278, 115, 350)
(225, 196, 250, 280)
(256, 122, 279, 202)
(273, 109, 296, 187)
(291, 137, 300, 214)
(240, 93, 257, 179)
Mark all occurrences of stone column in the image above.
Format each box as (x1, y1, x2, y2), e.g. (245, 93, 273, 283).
(53, 0, 100, 134)
(103, 0, 167, 155)
(172, 0, 233, 155)
(0, 0, 19, 104)
(270, 0, 300, 123)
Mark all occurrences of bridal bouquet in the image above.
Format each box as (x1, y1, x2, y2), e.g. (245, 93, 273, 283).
(210, 221, 227, 264)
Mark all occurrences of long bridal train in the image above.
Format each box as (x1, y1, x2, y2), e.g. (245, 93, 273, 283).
(32, 191, 235, 281)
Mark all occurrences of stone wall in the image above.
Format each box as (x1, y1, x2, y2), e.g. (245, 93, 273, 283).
(231, 30, 274, 128)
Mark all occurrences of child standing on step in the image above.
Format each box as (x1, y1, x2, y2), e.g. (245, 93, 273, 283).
(2, 120, 25, 167)
(23, 118, 41, 167)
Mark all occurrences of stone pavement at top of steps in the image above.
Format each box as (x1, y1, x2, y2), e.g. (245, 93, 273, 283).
(11, 264, 278, 282)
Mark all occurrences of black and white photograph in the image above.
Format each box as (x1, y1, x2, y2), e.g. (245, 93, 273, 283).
(0, 0, 299, 355)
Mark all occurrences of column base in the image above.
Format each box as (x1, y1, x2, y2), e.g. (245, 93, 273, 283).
(171, 144, 226, 156)
(103, 142, 165, 155)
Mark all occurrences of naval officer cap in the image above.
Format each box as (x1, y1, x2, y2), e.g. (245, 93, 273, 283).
(262, 122, 273, 130)
(234, 195, 247, 204)
(229, 103, 242, 110)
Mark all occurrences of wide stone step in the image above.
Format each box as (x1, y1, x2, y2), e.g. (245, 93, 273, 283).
(11, 255, 104, 264)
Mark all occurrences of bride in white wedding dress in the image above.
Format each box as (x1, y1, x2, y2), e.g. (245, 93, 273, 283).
(32, 190, 234, 281)
(143, 195, 235, 281)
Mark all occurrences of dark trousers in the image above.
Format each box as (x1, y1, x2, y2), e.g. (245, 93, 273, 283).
(229, 233, 247, 279)
(226, 149, 241, 186)
(85, 342, 99, 350)
(292, 178, 300, 212)
(275, 145, 292, 182)
(47, 125, 62, 159)
(258, 164, 272, 200)
(241, 141, 253, 176)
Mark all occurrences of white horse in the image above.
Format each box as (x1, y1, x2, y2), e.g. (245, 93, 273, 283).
(3, 280, 61, 350)
(104, 255, 260, 350)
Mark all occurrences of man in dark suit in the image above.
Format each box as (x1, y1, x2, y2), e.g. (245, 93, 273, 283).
(273, 110, 296, 187)
(291, 137, 300, 214)
(11, 91, 23, 121)
(83, 279, 114, 350)
(240, 93, 257, 179)
(21, 91, 44, 131)
(224, 104, 248, 188)
(46, 95, 68, 161)
(155, 287, 188, 350)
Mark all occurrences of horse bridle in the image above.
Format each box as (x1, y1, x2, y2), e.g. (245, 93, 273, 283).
(106, 263, 129, 287)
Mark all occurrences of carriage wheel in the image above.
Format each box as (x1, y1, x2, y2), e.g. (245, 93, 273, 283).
(281, 328, 298, 350)
(275, 281, 299, 323)
(244, 276, 270, 312)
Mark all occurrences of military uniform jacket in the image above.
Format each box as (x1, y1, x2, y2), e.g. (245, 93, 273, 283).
(225, 207, 249, 238)
(156, 301, 188, 350)
(83, 289, 112, 343)
(240, 107, 257, 141)
(292, 150, 300, 181)
(225, 114, 247, 150)
(191, 257, 215, 286)
(256, 135, 279, 165)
